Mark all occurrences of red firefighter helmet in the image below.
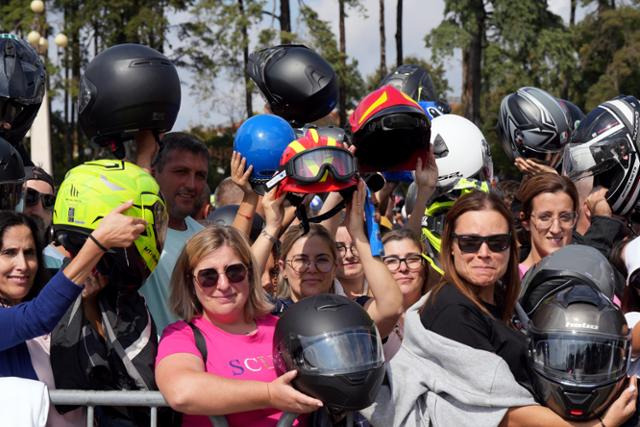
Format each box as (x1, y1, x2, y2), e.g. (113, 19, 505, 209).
(349, 85, 430, 172)
(268, 128, 358, 198)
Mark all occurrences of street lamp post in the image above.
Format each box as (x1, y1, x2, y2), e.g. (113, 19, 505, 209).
(28, 0, 67, 176)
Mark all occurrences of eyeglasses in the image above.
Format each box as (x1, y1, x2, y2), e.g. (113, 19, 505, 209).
(286, 256, 334, 273)
(25, 187, 55, 210)
(193, 263, 249, 288)
(382, 254, 423, 272)
(530, 211, 578, 230)
(453, 233, 511, 253)
(336, 242, 358, 257)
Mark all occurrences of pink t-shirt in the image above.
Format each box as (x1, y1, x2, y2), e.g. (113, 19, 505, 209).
(157, 314, 305, 427)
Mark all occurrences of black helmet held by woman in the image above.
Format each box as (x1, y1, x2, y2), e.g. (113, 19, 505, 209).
(527, 284, 630, 421)
(247, 44, 338, 125)
(78, 43, 181, 150)
(273, 294, 385, 411)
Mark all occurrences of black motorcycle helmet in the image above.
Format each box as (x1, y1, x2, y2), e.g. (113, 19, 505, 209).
(0, 136, 25, 211)
(498, 86, 572, 168)
(519, 245, 623, 316)
(78, 43, 181, 152)
(380, 64, 437, 103)
(0, 35, 45, 150)
(273, 294, 385, 411)
(527, 284, 630, 420)
(557, 98, 585, 131)
(206, 204, 264, 243)
(247, 44, 338, 124)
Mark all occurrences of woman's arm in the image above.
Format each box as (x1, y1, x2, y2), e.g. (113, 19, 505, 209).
(156, 353, 322, 416)
(501, 376, 637, 427)
(229, 151, 260, 240)
(406, 151, 438, 235)
(251, 189, 286, 275)
(0, 201, 146, 350)
(346, 180, 403, 338)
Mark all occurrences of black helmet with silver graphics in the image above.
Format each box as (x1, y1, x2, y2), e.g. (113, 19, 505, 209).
(527, 284, 630, 420)
(563, 95, 640, 216)
(498, 86, 572, 168)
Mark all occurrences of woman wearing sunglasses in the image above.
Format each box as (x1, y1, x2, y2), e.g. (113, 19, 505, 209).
(517, 173, 580, 277)
(363, 190, 636, 427)
(156, 225, 322, 427)
(380, 228, 429, 360)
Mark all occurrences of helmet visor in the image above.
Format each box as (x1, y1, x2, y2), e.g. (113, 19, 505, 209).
(562, 134, 632, 182)
(294, 326, 384, 374)
(530, 332, 630, 385)
(0, 182, 24, 211)
(287, 146, 357, 184)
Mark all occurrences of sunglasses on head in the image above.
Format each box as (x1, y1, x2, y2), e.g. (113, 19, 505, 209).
(453, 233, 511, 253)
(193, 263, 248, 288)
(25, 187, 55, 210)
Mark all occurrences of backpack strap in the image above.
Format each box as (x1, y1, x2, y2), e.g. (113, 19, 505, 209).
(188, 322, 208, 372)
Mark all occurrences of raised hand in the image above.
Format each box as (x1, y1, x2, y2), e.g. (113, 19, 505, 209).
(231, 151, 254, 195)
(91, 200, 147, 250)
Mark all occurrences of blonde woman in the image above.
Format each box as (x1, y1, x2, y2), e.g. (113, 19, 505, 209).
(156, 226, 321, 427)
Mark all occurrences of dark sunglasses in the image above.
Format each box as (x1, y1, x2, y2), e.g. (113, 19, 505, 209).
(453, 233, 511, 253)
(25, 187, 55, 210)
(193, 263, 248, 288)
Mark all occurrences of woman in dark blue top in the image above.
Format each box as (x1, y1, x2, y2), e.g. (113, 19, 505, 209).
(0, 201, 146, 379)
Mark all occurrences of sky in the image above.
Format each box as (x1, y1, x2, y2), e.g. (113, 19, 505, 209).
(164, 0, 593, 131)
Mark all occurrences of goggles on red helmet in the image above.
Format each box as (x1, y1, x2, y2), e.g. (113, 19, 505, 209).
(267, 130, 358, 193)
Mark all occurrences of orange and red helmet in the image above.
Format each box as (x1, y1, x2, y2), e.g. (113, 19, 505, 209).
(349, 85, 430, 172)
(267, 128, 358, 197)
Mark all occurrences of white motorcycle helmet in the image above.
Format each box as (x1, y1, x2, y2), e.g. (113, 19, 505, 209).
(431, 114, 493, 197)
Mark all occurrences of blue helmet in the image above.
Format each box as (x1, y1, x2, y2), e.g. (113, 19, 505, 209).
(233, 114, 296, 195)
(419, 100, 450, 121)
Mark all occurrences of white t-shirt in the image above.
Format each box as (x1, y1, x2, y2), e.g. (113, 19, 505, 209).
(140, 216, 203, 335)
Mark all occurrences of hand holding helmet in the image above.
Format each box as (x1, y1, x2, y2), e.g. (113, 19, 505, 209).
(599, 377, 637, 427)
(414, 150, 438, 193)
(261, 187, 287, 236)
(514, 157, 559, 176)
(230, 151, 254, 195)
(266, 370, 324, 414)
(344, 179, 368, 243)
(90, 200, 147, 250)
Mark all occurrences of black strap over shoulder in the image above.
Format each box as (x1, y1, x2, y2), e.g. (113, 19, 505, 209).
(188, 322, 208, 371)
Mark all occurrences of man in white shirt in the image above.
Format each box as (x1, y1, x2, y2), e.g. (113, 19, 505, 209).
(140, 132, 209, 333)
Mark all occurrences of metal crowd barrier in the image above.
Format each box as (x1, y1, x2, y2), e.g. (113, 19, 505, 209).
(48, 390, 298, 427)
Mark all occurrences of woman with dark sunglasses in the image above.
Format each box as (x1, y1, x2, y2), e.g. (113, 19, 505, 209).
(362, 191, 636, 427)
(156, 225, 322, 427)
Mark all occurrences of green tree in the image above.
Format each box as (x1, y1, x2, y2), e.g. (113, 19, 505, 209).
(300, 5, 366, 121)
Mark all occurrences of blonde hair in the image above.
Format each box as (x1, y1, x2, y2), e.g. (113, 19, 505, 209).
(170, 225, 273, 322)
(276, 223, 337, 299)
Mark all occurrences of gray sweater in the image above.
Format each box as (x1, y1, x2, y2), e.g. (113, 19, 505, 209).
(361, 293, 537, 427)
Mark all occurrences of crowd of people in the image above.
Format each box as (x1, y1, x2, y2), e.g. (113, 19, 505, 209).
(0, 34, 639, 427)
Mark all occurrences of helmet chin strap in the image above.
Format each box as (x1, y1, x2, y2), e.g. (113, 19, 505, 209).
(288, 187, 356, 234)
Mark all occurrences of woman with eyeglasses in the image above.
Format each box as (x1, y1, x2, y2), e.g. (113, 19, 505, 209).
(269, 180, 403, 339)
(156, 225, 323, 427)
(381, 228, 429, 359)
(362, 190, 636, 427)
(517, 173, 580, 277)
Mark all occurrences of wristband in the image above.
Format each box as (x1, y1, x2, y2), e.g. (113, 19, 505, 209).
(88, 234, 109, 252)
(237, 211, 252, 221)
(260, 229, 278, 245)
(597, 414, 606, 427)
